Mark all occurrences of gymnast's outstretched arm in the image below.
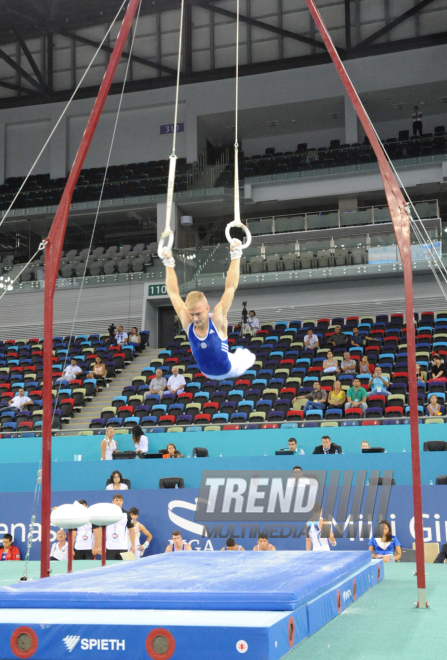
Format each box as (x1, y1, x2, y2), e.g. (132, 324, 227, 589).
(164, 259, 190, 331)
(212, 240, 241, 331)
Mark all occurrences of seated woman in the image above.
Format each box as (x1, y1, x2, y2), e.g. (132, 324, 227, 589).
(106, 470, 129, 490)
(359, 355, 373, 376)
(132, 425, 149, 455)
(128, 326, 142, 353)
(88, 356, 106, 391)
(368, 520, 401, 563)
(426, 394, 442, 416)
(162, 443, 184, 458)
(327, 380, 346, 409)
(429, 355, 447, 382)
(322, 350, 340, 375)
(416, 362, 426, 382)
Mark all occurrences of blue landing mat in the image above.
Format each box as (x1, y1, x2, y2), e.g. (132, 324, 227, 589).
(0, 551, 372, 612)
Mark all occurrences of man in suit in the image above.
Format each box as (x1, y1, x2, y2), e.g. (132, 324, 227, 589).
(313, 435, 342, 455)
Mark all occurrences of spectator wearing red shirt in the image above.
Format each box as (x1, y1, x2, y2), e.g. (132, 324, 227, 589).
(0, 534, 21, 560)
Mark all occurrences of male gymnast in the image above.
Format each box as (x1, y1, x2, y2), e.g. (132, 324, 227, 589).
(161, 239, 255, 380)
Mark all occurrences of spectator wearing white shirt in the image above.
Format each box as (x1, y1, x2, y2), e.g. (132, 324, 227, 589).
(132, 425, 148, 454)
(63, 358, 82, 382)
(50, 529, 68, 561)
(105, 470, 129, 490)
(9, 388, 32, 412)
(167, 366, 186, 396)
(304, 328, 319, 350)
(248, 310, 260, 332)
(115, 325, 128, 346)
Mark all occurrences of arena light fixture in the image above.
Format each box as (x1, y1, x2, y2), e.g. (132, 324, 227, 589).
(0, 276, 13, 290)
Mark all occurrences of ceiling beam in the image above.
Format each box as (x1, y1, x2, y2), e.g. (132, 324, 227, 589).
(58, 29, 178, 77)
(191, 0, 340, 53)
(1, 1, 49, 93)
(0, 79, 41, 95)
(352, 0, 436, 50)
(345, 0, 351, 50)
(0, 48, 46, 92)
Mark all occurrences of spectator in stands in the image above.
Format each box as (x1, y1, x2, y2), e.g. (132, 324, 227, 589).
(106, 470, 129, 490)
(63, 358, 82, 382)
(367, 367, 390, 396)
(412, 106, 423, 136)
(128, 507, 152, 559)
(302, 381, 327, 415)
(149, 368, 167, 399)
(426, 394, 442, 416)
(361, 441, 370, 450)
(359, 355, 374, 375)
(431, 353, 445, 367)
(115, 325, 128, 346)
(416, 362, 426, 382)
(0, 533, 21, 560)
(313, 435, 342, 454)
(221, 537, 245, 551)
(100, 426, 118, 460)
(132, 425, 148, 455)
(368, 520, 401, 562)
(163, 443, 184, 458)
(253, 533, 276, 551)
(50, 529, 68, 561)
(326, 325, 347, 349)
(340, 351, 357, 376)
(322, 350, 340, 375)
(247, 310, 260, 334)
(167, 365, 186, 396)
(349, 327, 365, 348)
(93, 494, 135, 560)
(327, 380, 346, 409)
(430, 355, 447, 381)
(165, 530, 192, 552)
(346, 378, 368, 414)
(87, 356, 106, 391)
(8, 387, 32, 412)
(128, 327, 142, 353)
(304, 328, 319, 350)
(287, 437, 305, 455)
(73, 500, 94, 560)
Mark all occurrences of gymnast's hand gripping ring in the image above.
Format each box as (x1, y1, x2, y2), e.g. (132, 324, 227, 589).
(158, 229, 174, 260)
(225, 220, 252, 249)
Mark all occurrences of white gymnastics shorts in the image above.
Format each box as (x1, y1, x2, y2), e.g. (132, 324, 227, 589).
(202, 347, 256, 381)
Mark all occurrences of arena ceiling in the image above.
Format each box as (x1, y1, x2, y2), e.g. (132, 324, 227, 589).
(0, 0, 445, 108)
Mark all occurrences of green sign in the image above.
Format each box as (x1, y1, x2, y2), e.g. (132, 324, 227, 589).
(148, 284, 167, 296)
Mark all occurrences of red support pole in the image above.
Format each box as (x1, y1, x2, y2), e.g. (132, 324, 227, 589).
(67, 529, 74, 574)
(40, 0, 141, 579)
(305, 0, 427, 606)
(101, 527, 107, 567)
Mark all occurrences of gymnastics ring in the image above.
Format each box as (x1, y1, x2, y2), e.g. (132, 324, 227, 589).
(225, 220, 252, 249)
(158, 229, 174, 259)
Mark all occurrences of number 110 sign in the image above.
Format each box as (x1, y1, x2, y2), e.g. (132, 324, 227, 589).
(148, 284, 167, 296)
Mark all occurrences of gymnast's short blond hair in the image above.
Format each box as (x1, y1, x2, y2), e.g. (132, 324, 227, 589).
(185, 291, 208, 308)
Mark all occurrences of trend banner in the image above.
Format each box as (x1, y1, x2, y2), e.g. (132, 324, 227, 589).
(0, 485, 445, 560)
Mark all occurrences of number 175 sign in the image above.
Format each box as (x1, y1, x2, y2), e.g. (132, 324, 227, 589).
(160, 123, 184, 134)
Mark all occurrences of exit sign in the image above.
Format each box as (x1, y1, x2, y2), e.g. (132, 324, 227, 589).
(148, 284, 167, 296)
